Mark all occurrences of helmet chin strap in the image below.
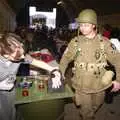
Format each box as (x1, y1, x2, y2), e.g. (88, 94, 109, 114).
(77, 28, 80, 38)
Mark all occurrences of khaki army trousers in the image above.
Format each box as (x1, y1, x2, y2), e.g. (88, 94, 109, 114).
(75, 90, 105, 120)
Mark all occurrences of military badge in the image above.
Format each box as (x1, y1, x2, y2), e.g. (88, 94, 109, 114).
(95, 49, 100, 60)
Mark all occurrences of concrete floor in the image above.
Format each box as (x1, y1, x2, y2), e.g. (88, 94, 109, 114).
(64, 94, 120, 120)
(16, 93, 120, 120)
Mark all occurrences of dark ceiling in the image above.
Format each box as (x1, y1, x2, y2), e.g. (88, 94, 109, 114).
(6, 0, 120, 26)
(7, 0, 120, 16)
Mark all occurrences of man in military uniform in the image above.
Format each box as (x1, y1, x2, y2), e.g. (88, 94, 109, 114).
(59, 9, 120, 120)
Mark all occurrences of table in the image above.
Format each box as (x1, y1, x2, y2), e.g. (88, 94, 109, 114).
(15, 76, 74, 120)
(15, 76, 74, 105)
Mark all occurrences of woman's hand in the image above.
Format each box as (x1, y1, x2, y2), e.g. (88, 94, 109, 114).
(111, 81, 120, 92)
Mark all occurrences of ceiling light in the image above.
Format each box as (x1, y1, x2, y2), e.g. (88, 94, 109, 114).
(57, 1, 63, 5)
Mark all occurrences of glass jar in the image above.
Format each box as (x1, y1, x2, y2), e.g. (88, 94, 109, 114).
(38, 80, 45, 90)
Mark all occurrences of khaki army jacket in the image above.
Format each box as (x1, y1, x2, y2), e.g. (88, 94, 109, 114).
(59, 34, 120, 93)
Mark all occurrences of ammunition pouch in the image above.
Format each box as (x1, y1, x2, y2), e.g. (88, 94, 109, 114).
(72, 62, 114, 94)
(101, 70, 114, 86)
(74, 62, 107, 72)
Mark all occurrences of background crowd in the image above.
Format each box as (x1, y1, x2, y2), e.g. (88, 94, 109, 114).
(13, 24, 120, 62)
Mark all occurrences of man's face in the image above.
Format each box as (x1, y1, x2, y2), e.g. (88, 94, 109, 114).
(79, 23, 95, 36)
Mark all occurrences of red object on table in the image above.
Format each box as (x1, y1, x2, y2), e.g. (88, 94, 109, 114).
(31, 52, 54, 63)
(22, 89, 29, 96)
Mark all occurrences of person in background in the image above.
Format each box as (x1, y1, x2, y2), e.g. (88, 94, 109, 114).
(102, 24, 112, 39)
(59, 9, 120, 120)
(0, 33, 61, 120)
(110, 27, 120, 52)
(23, 30, 34, 53)
(32, 25, 48, 51)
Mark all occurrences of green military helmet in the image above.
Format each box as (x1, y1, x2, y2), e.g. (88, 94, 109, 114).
(76, 9, 97, 25)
